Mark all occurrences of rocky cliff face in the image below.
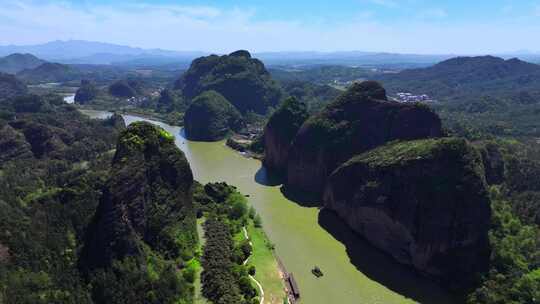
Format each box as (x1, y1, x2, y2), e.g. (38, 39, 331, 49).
(175, 50, 283, 114)
(184, 90, 244, 141)
(477, 141, 506, 185)
(263, 97, 308, 174)
(324, 138, 491, 288)
(74, 79, 98, 104)
(84, 122, 197, 268)
(287, 81, 443, 196)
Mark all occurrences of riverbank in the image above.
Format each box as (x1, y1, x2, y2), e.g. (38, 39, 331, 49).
(80, 109, 457, 304)
(242, 223, 287, 304)
(76, 104, 265, 160)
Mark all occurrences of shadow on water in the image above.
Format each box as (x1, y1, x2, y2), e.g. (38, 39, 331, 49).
(318, 209, 459, 304)
(254, 165, 283, 187)
(280, 184, 321, 208)
(254, 165, 321, 207)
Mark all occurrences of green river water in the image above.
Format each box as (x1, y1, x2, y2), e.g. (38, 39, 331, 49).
(82, 110, 456, 304)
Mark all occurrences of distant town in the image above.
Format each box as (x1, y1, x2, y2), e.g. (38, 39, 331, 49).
(392, 92, 436, 103)
(330, 79, 436, 103)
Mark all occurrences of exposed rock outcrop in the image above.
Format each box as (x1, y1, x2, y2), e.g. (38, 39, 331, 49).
(105, 112, 126, 131)
(287, 81, 443, 196)
(323, 138, 491, 288)
(184, 90, 244, 141)
(74, 79, 98, 104)
(477, 141, 506, 185)
(175, 50, 283, 114)
(263, 97, 308, 175)
(83, 122, 196, 268)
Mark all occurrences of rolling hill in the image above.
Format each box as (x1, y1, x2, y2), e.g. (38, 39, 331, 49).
(16, 62, 82, 84)
(0, 53, 45, 74)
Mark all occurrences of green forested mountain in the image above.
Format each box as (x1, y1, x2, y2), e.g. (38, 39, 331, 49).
(82, 122, 198, 304)
(372, 56, 540, 139)
(174, 50, 283, 114)
(284, 81, 442, 194)
(0, 94, 125, 303)
(0, 94, 203, 303)
(17, 62, 82, 84)
(377, 56, 540, 102)
(0, 53, 45, 74)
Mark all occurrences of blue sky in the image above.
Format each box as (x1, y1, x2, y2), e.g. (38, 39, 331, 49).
(0, 0, 539, 54)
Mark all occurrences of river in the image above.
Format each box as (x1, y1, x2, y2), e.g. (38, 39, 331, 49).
(64, 94, 75, 104)
(81, 109, 456, 304)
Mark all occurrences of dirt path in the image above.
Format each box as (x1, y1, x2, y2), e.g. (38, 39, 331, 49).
(243, 226, 265, 304)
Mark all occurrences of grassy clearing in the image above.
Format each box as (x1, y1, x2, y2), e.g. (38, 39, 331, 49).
(246, 223, 286, 304)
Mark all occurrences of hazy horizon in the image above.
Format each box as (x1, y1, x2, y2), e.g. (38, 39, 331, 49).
(1, 0, 539, 55)
(0, 39, 538, 57)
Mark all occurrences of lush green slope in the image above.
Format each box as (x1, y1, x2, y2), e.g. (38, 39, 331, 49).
(0, 94, 125, 303)
(184, 91, 244, 141)
(17, 63, 82, 84)
(0, 73, 27, 101)
(0, 53, 45, 74)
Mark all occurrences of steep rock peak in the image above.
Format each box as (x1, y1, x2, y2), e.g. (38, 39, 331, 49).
(229, 50, 252, 58)
(324, 137, 491, 289)
(286, 81, 442, 195)
(114, 121, 177, 161)
(83, 121, 196, 269)
(263, 96, 309, 174)
(346, 80, 387, 101)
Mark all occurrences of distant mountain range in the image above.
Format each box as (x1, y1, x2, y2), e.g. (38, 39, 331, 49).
(2, 40, 539, 67)
(0, 53, 151, 84)
(0, 40, 206, 66)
